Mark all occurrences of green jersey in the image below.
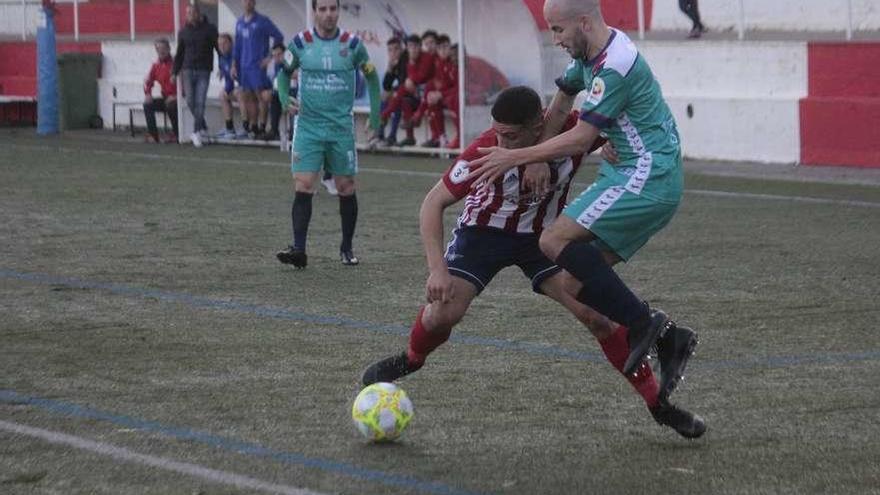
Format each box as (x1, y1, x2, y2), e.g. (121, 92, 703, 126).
(557, 29, 682, 203)
(285, 28, 378, 135)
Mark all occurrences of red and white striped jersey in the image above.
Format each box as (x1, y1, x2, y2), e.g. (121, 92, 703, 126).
(441, 114, 596, 234)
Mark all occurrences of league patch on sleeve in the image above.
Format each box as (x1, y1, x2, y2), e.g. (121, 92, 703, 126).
(449, 160, 470, 184)
(586, 77, 605, 105)
(362, 62, 376, 75)
(284, 50, 294, 65)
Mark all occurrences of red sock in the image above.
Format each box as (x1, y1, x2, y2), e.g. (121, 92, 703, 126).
(407, 306, 452, 367)
(599, 325, 659, 408)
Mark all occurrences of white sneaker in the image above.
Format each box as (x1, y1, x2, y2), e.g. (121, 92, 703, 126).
(215, 129, 236, 140)
(191, 132, 203, 148)
(321, 176, 338, 195)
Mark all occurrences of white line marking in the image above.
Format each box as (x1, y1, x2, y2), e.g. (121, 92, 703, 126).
(7, 143, 880, 208)
(0, 419, 326, 495)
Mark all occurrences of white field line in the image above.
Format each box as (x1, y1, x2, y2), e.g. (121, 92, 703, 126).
(8, 143, 880, 208)
(0, 419, 327, 495)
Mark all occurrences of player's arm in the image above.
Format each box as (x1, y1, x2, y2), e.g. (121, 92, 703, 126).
(351, 42, 381, 132)
(361, 61, 381, 132)
(470, 120, 600, 185)
(521, 89, 578, 195)
(276, 44, 300, 110)
(419, 181, 460, 303)
(232, 29, 241, 78)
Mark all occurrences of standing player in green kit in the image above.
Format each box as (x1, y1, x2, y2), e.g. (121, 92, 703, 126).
(468, 0, 700, 400)
(275, 0, 381, 268)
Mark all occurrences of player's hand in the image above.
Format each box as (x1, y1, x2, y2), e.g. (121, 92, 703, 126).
(230, 65, 238, 80)
(522, 162, 551, 199)
(467, 146, 520, 190)
(144, 94, 153, 104)
(426, 269, 455, 304)
(601, 141, 620, 164)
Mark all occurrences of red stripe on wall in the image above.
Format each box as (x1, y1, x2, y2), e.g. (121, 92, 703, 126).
(807, 43, 880, 98)
(800, 97, 880, 168)
(800, 42, 880, 167)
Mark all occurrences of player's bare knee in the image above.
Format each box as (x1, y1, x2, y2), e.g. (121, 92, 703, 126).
(423, 301, 465, 330)
(294, 176, 317, 193)
(335, 177, 356, 196)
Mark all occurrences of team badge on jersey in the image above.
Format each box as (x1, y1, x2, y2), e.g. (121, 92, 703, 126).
(339, 48, 349, 57)
(449, 160, 470, 184)
(587, 77, 605, 105)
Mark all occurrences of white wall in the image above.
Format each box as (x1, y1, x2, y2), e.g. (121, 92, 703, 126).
(651, 0, 880, 32)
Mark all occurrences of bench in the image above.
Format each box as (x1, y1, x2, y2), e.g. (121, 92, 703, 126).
(0, 95, 37, 126)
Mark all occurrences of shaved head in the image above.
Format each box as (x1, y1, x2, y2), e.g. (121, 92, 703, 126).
(544, 0, 601, 20)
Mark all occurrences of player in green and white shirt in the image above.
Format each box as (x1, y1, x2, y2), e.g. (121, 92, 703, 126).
(468, 0, 704, 436)
(275, 0, 381, 268)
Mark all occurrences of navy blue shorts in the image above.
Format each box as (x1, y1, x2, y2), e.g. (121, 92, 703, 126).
(239, 68, 271, 92)
(444, 226, 561, 294)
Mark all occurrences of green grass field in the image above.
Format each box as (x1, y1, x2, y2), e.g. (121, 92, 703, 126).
(2, 129, 879, 495)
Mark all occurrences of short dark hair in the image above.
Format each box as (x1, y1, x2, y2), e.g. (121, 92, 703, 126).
(311, 0, 340, 10)
(422, 30, 439, 42)
(405, 33, 421, 45)
(437, 34, 450, 45)
(272, 42, 285, 51)
(387, 37, 401, 46)
(491, 86, 542, 126)
(218, 33, 233, 43)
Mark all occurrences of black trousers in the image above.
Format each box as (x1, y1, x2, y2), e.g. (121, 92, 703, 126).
(679, 0, 703, 29)
(143, 98, 179, 138)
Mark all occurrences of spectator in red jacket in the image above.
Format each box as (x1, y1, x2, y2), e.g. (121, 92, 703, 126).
(413, 33, 456, 147)
(381, 33, 435, 146)
(143, 38, 179, 143)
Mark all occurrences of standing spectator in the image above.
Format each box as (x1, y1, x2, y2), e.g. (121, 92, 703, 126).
(232, 0, 284, 139)
(216, 33, 240, 139)
(379, 37, 407, 146)
(143, 38, 179, 144)
(679, 0, 706, 39)
(173, 2, 218, 148)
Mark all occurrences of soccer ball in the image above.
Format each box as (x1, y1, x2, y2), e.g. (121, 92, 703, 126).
(351, 382, 414, 442)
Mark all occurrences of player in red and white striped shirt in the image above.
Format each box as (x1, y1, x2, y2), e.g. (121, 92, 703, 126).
(361, 86, 704, 438)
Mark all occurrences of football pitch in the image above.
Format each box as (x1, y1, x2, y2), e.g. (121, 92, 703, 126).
(1, 129, 879, 494)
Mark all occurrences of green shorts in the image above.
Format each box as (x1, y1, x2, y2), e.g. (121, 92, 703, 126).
(291, 123, 358, 176)
(563, 177, 679, 261)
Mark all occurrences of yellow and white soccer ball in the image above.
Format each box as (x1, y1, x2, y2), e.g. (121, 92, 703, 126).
(351, 382, 414, 442)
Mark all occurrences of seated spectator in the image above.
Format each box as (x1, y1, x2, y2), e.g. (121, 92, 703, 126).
(413, 33, 455, 147)
(379, 37, 407, 146)
(216, 33, 241, 139)
(143, 38, 179, 143)
(380, 33, 434, 146)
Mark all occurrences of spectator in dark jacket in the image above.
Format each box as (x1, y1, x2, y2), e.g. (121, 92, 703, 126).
(144, 38, 179, 143)
(379, 37, 407, 146)
(173, 2, 218, 147)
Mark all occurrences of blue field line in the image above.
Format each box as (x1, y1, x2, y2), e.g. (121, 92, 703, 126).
(2, 269, 879, 370)
(0, 391, 483, 495)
